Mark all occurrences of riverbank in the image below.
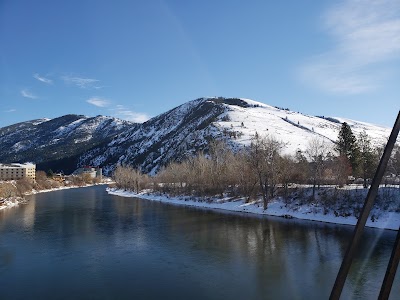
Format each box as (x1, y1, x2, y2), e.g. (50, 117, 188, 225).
(29, 182, 109, 196)
(0, 182, 109, 210)
(107, 187, 400, 230)
(0, 196, 26, 210)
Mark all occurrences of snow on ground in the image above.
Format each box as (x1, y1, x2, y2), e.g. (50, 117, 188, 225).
(215, 98, 392, 155)
(0, 197, 25, 210)
(107, 188, 400, 230)
(0, 183, 108, 210)
(31, 118, 51, 126)
(53, 118, 86, 137)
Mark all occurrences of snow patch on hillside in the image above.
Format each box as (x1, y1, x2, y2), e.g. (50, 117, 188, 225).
(54, 118, 86, 137)
(216, 98, 392, 154)
(31, 118, 51, 125)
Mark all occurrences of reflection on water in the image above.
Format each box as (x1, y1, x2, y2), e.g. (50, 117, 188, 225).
(0, 186, 398, 299)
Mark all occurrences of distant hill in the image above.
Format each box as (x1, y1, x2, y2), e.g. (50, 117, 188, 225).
(0, 115, 133, 174)
(0, 97, 391, 175)
(78, 97, 391, 174)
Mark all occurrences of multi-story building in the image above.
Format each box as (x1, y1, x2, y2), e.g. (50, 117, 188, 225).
(0, 163, 36, 180)
(73, 166, 102, 179)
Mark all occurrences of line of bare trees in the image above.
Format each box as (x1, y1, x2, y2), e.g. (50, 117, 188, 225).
(0, 171, 101, 203)
(113, 133, 400, 210)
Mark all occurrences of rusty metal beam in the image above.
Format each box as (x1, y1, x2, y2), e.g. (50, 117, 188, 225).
(330, 111, 400, 300)
(378, 225, 400, 300)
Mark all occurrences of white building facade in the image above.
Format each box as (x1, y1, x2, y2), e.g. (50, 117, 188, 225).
(73, 166, 102, 179)
(0, 163, 36, 180)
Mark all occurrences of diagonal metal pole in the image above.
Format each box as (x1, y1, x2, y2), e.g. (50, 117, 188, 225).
(330, 111, 400, 300)
(378, 225, 400, 300)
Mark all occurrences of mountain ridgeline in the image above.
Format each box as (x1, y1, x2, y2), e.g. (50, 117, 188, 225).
(0, 97, 391, 175)
(0, 115, 133, 174)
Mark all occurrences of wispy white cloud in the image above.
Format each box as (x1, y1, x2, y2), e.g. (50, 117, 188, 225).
(86, 97, 110, 107)
(21, 89, 38, 99)
(33, 73, 53, 84)
(4, 109, 16, 113)
(116, 110, 150, 123)
(86, 95, 150, 123)
(111, 105, 150, 123)
(300, 0, 400, 94)
(62, 75, 101, 89)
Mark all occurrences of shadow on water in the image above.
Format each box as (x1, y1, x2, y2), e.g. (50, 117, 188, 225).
(0, 186, 398, 300)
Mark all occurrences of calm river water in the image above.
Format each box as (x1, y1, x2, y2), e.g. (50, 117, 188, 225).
(0, 186, 399, 299)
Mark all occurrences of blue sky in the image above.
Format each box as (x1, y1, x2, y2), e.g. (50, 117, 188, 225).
(1, 0, 399, 128)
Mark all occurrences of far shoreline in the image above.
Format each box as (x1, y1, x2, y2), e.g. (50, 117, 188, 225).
(3, 185, 399, 231)
(107, 187, 400, 231)
(0, 182, 110, 210)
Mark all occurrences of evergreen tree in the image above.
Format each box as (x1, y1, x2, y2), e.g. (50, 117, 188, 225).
(46, 169, 54, 178)
(357, 131, 377, 188)
(389, 145, 400, 189)
(336, 122, 359, 174)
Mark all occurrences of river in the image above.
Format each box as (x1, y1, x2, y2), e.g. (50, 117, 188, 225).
(0, 186, 398, 299)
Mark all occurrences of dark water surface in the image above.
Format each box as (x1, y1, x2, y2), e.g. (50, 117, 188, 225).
(0, 186, 399, 299)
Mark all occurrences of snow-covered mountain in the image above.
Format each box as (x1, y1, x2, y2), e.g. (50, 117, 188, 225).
(78, 97, 392, 175)
(0, 97, 392, 175)
(0, 114, 134, 173)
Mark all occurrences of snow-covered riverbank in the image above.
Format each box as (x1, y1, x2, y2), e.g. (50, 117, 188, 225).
(0, 197, 25, 210)
(0, 183, 109, 211)
(28, 183, 108, 195)
(107, 188, 400, 230)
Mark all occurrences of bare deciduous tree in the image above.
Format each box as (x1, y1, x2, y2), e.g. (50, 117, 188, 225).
(278, 155, 296, 198)
(248, 133, 283, 209)
(306, 137, 329, 200)
(113, 165, 149, 193)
